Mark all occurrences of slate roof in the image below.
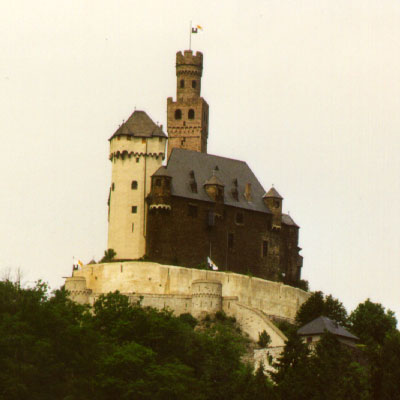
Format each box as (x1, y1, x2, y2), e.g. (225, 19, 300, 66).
(264, 187, 283, 199)
(282, 214, 299, 227)
(297, 316, 359, 341)
(155, 148, 272, 213)
(109, 110, 166, 140)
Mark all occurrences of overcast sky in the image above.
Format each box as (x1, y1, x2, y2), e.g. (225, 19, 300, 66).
(1, 0, 399, 319)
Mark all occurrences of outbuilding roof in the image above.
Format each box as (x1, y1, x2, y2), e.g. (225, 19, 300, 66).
(109, 110, 166, 140)
(297, 316, 359, 341)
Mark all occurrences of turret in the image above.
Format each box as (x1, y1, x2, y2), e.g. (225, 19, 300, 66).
(148, 167, 172, 210)
(107, 110, 167, 260)
(263, 187, 283, 229)
(176, 50, 203, 101)
(167, 50, 209, 158)
(204, 173, 225, 203)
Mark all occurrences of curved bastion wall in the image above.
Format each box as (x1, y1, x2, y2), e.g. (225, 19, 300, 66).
(65, 262, 309, 345)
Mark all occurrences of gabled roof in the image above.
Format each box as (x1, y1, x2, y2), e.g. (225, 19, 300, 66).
(297, 316, 359, 341)
(282, 213, 299, 227)
(109, 110, 166, 140)
(264, 186, 283, 199)
(158, 148, 272, 213)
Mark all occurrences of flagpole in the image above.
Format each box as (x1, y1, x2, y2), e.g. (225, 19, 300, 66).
(189, 20, 192, 50)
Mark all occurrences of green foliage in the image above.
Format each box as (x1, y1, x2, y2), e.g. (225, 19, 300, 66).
(2, 279, 400, 400)
(295, 291, 348, 327)
(293, 279, 309, 292)
(273, 332, 370, 400)
(258, 330, 272, 348)
(101, 248, 117, 263)
(348, 299, 397, 346)
(275, 319, 298, 338)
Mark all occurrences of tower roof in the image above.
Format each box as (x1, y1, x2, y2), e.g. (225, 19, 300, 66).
(109, 110, 166, 140)
(264, 186, 283, 199)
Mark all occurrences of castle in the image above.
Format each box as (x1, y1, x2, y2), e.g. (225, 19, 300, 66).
(65, 49, 309, 361)
(106, 50, 303, 286)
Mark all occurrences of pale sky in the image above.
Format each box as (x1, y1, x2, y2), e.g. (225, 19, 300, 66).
(1, 0, 399, 320)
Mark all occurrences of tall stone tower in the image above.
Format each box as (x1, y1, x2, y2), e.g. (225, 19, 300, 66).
(107, 111, 166, 260)
(167, 50, 209, 158)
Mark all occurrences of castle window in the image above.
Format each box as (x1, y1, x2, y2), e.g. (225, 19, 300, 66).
(136, 158, 140, 163)
(131, 206, 137, 214)
(131, 181, 138, 190)
(188, 109, 195, 119)
(132, 223, 134, 232)
(235, 212, 244, 225)
(228, 233, 234, 249)
(127, 136, 131, 141)
(155, 178, 162, 187)
(180, 79, 185, 88)
(192, 80, 197, 88)
(274, 200, 280, 208)
(188, 204, 198, 217)
(175, 109, 182, 120)
(111, 183, 115, 191)
(262, 240, 268, 257)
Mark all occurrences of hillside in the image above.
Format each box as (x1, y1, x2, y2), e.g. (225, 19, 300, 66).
(0, 281, 399, 400)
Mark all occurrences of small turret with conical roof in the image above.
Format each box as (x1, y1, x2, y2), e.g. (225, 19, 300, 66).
(263, 186, 283, 229)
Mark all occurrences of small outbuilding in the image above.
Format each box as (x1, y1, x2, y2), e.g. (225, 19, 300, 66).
(297, 316, 359, 347)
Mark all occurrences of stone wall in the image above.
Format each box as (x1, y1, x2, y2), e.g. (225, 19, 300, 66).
(146, 196, 301, 283)
(65, 261, 309, 368)
(66, 261, 308, 321)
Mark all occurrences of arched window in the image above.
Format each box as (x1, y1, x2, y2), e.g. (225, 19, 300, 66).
(180, 79, 185, 88)
(175, 109, 182, 120)
(192, 80, 197, 88)
(131, 181, 138, 190)
(188, 109, 195, 119)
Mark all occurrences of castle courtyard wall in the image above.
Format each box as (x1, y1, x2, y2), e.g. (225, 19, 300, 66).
(69, 261, 309, 321)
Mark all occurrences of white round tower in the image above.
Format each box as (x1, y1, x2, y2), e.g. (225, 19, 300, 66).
(107, 110, 167, 260)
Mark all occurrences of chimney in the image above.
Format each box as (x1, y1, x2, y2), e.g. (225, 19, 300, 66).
(244, 183, 252, 202)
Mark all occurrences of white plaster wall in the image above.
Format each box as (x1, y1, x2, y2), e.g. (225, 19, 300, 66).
(107, 136, 166, 259)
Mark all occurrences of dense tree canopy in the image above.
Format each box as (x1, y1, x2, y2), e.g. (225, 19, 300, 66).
(295, 291, 348, 326)
(0, 280, 399, 400)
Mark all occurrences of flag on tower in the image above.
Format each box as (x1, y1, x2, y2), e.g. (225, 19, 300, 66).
(192, 25, 203, 34)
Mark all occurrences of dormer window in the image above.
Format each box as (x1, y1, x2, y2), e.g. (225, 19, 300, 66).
(188, 109, 195, 119)
(175, 109, 182, 120)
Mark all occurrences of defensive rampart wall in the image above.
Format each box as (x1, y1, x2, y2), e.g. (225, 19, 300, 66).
(65, 261, 309, 348)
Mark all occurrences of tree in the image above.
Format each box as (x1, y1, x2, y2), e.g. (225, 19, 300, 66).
(101, 248, 116, 263)
(348, 299, 397, 346)
(258, 330, 271, 347)
(295, 291, 348, 327)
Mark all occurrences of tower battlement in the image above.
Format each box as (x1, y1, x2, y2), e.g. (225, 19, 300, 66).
(176, 50, 203, 69)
